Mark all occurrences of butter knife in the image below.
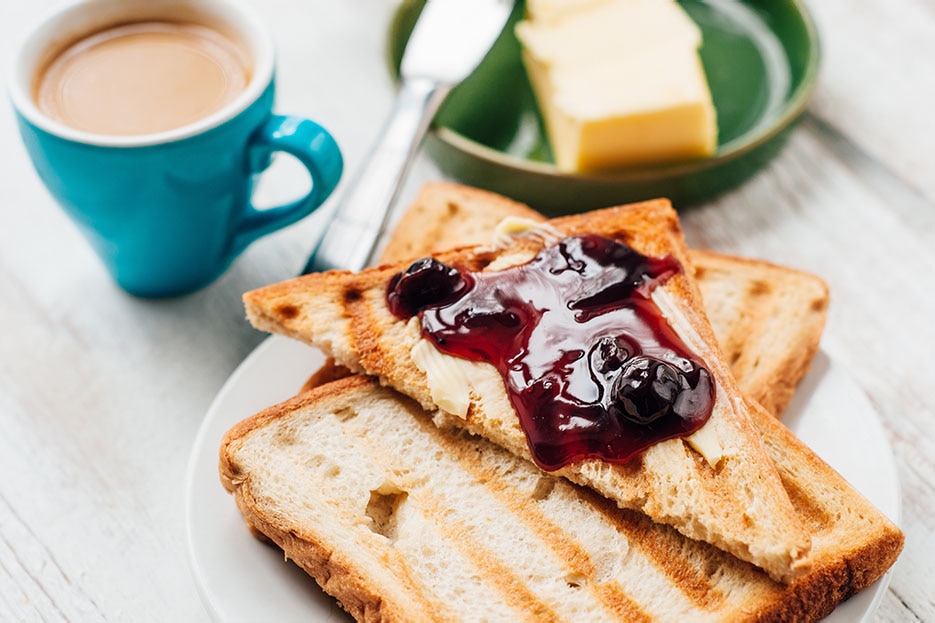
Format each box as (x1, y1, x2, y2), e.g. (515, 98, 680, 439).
(302, 0, 514, 274)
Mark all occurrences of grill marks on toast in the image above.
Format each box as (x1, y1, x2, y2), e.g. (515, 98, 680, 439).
(414, 497, 560, 622)
(344, 410, 559, 620)
(424, 429, 655, 621)
(469, 462, 728, 619)
(777, 473, 835, 533)
(592, 496, 736, 610)
(344, 283, 398, 386)
(332, 385, 645, 621)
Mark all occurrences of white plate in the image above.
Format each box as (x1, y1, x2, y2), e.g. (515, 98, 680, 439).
(185, 337, 901, 623)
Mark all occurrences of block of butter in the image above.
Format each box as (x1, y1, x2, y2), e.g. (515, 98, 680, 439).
(516, 0, 718, 172)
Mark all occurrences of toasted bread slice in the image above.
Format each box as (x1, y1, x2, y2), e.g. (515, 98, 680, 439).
(243, 199, 812, 581)
(220, 375, 903, 623)
(381, 182, 829, 418)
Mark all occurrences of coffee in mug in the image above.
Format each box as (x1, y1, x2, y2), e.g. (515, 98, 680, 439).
(34, 21, 251, 136)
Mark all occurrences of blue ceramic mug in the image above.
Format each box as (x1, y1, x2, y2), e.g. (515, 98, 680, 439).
(9, 0, 342, 298)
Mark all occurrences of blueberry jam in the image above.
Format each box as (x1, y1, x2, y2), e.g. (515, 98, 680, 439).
(386, 235, 715, 471)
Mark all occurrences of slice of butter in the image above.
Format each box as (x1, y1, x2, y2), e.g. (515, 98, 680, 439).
(411, 337, 472, 419)
(686, 420, 725, 468)
(516, 0, 717, 172)
(490, 216, 562, 250)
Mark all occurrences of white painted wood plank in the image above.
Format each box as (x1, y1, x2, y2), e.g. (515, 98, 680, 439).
(807, 0, 935, 203)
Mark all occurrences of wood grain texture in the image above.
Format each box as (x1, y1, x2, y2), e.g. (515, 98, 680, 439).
(0, 0, 933, 620)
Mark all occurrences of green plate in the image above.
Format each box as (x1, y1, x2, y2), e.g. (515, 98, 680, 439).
(388, 0, 820, 214)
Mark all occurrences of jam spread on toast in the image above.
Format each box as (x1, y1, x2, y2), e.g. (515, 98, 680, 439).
(387, 235, 714, 471)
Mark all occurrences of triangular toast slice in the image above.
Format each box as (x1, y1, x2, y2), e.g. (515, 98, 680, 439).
(220, 374, 902, 622)
(243, 199, 812, 581)
(380, 182, 829, 418)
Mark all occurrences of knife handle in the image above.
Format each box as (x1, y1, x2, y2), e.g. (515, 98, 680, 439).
(302, 76, 451, 274)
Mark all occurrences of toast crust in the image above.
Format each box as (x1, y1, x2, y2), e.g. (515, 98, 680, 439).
(243, 199, 813, 582)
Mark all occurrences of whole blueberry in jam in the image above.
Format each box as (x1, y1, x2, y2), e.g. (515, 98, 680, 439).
(386, 257, 470, 318)
(609, 356, 713, 426)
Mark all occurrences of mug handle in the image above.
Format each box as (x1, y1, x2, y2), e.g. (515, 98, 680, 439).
(231, 114, 343, 256)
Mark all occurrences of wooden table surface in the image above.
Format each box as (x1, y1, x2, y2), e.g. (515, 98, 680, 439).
(1, 0, 932, 621)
